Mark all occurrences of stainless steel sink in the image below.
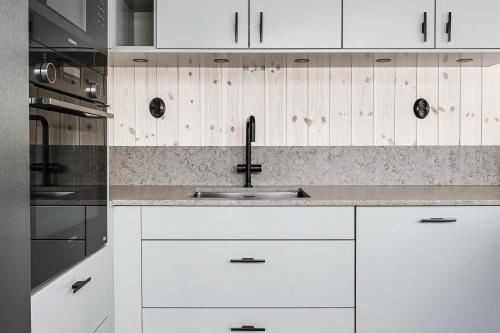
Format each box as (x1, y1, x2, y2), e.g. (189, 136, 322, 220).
(192, 188, 310, 199)
(31, 191, 75, 198)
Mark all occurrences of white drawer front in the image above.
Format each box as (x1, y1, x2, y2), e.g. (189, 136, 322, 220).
(142, 240, 354, 307)
(31, 247, 112, 333)
(142, 207, 354, 239)
(143, 308, 354, 333)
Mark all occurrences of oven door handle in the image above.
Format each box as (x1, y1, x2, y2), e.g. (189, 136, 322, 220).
(29, 97, 114, 119)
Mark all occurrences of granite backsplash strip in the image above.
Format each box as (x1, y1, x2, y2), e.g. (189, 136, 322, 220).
(109, 146, 500, 186)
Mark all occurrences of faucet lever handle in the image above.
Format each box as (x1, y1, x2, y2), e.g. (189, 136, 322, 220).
(237, 164, 262, 173)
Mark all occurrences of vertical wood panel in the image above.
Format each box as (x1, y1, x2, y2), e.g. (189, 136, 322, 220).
(438, 53, 461, 145)
(286, 54, 309, 146)
(156, 54, 179, 146)
(178, 54, 201, 146)
(460, 53, 482, 145)
(416, 54, 439, 145)
(330, 54, 352, 146)
(60, 113, 79, 145)
(265, 54, 287, 146)
(200, 54, 222, 146)
(482, 56, 500, 145)
(351, 53, 374, 146)
(394, 53, 417, 146)
(134, 53, 157, 146)
(308, 54, 330, 146)
(243, 54, 266, 145)
(221, 54, 244, 146)
(79, 117, 98, 146)
(107, 66, 114, 146)
(60, 95, 80, 145)
(373, 53, 395, 146)
(113, 54, 136, 146)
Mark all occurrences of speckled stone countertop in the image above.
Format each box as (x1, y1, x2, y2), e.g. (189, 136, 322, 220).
(109, 185, 500, 206)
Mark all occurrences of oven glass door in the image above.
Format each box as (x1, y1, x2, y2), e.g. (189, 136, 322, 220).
(30, 86, 107, 290)
(46, 0, 87, 32)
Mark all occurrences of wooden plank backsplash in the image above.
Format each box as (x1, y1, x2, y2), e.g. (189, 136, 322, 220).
(108, 53, 500, 146)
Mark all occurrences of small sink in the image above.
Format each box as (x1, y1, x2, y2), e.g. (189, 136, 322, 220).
(31, 191, 75, 198)
(192, 188, 310, 200)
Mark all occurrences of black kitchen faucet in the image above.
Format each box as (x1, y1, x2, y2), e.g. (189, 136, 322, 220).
(237, 116, 262, 187)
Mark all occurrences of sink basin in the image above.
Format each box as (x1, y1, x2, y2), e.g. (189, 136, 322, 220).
(31, 191, 75, 198)
(192, 188, 310, 200)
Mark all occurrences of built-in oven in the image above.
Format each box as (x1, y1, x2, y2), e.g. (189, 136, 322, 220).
(29, 0, 112, 290)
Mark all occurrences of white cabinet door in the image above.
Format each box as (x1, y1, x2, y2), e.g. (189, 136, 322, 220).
(249, 0, 342, 48)
(357, 206, 500, 333)
(113, 207, 142, 333)
(343, 0, 434, 48)
(142, 240, 354, 307)
(31, 247, 112, 333)
(157, 0, 248, 49)
(436, 0, 500, 48)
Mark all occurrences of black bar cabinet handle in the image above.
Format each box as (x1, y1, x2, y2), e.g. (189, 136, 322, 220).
(422, 12, 427, 42)
(446, 12, 452, 42)
(72, 277, 91, 294)
(235, 12, 239, 43)
(230, 257, 266, 263)
(231, 326, 266, 332)
(420, 218, 457, 223)
(259, 12, 263, 43)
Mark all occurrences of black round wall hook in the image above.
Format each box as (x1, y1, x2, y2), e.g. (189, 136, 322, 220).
(149, 97, 166, 118)
(414, 98, 430, 119)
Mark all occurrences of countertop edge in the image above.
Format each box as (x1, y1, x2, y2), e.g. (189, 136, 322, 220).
(109, 199, 500, 207)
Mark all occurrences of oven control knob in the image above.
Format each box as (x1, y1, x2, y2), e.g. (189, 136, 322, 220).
(86, 82, 100, 98)
(35, 62, 57, 84)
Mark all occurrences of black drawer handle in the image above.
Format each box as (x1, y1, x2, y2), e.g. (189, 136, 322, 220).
(421, 12, 427, 42)
(235, 12, 239, 43)
(420, 218, 457, 223)
(72, 277, 91, 294)
(445, 12, 452, 42)
(231, 326, 266, 332)
(230, 258, 266, 263)
(259, 12, 263, 43)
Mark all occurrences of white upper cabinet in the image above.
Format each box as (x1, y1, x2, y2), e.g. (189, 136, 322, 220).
(249, 0, 342, 49)
(156, 0, 248, 49)
(436, 0, 500, 48)
(343, 0, 435, 49)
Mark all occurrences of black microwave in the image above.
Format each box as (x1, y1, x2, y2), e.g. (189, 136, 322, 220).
(29, 0, 107, 75)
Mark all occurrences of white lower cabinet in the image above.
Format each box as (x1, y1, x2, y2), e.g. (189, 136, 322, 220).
(114, 206, 356, 333)
(142, 240, 354, 307)
(31, 246, 112, 333)
(357, 206, 500, 333)
(142, 308, 354, 333)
